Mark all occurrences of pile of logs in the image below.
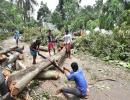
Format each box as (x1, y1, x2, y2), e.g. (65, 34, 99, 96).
(0, 45, 66, 99)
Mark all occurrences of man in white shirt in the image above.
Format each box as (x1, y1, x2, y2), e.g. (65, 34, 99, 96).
(63, 30, 72, 59)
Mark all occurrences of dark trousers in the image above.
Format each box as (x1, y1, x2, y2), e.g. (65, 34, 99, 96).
(0, 81, 13, 100)
(0, 82, 8, 96)
(62, 87, 82, 97)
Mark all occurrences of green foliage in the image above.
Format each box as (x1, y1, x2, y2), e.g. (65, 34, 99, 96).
(22, 27, 62, 47)
(74, 25, 130, 62)
(41, 91, 49, 99)
(51, 11, 63, 29)
(86, 19, 99, 30)
(29, 80, 40, 89)
(37, 2, 51, 23)
(99, 0, 124, 29)
(0, 0, 24, 30)
(0, 32, 13, 41)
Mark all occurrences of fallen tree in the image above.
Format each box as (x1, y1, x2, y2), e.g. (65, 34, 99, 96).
(39, 46, 48, 52)
(0, 46, 24, 55)
(0, 46, 18, 54)
(1, 52, 19, 67)
(7, 47, 66, 96)
(35, 70, 60, 80)
(1, 46, 24, 67)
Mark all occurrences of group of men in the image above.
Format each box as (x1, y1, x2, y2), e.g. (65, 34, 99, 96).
(29, 29, 89, 98)
(0, 29, 89, 99)
(30, 29, 73, 64)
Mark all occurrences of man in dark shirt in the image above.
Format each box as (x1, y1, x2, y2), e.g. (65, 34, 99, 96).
(30, 39, 41, 64)
(47, 29, 55, 56)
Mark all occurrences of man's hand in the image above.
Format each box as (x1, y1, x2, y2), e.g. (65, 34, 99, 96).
(63, 67, 70, 72)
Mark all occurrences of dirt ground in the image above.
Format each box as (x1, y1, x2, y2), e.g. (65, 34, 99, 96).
(1, 37, 130, 100)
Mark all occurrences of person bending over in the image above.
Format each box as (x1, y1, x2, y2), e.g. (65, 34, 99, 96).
(30, 39, 41, 64)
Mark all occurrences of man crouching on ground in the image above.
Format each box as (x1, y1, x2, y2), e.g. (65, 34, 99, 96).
(57, 62, 89, 98)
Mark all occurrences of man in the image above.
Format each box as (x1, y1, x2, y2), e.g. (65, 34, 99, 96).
(30, 39, 41, 64)
(0, 67, 13, 100)
(58, 62, 89, 98)
(14, 30, 20, 45)
(63, 30, 72, 59)
(47, 29, 55, 56)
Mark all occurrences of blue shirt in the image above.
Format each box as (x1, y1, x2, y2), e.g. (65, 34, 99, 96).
(66, 69, 87, 96)
(14, 31, 20, 40)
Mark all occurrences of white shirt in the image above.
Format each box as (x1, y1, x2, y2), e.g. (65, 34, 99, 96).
(64, 34, 72, 44)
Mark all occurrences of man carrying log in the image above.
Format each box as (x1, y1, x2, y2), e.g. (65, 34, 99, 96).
(47, 29, 56, 56)
(57, 62, 89, 98)
(0, 67, 13, 100)
(63, 29, 72, 59)
(30, 39, 41, 64)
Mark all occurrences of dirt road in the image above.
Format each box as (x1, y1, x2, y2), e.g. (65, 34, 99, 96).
(1, 38, 130, 100)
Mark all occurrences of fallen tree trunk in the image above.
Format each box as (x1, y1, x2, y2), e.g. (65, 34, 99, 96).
(7, 47, 66, 96)
(39, 46, 48, 52)
(35, 70, 60, 80)
(16, 61, 26, 70)
(0, 46, 18, 54)
(12, 61, 60, 79)
(1, 52, 19, 67)
(14, 46, 24, 54)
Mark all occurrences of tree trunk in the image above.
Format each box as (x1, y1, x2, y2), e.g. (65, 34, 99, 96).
(1, 52, 19, 67)
(0, 46, 18, 54)
(7, 47, 66, 96)
(35, 70, 60, 80)
(16, 61, 26, 70)
(39, 46, 48, 52)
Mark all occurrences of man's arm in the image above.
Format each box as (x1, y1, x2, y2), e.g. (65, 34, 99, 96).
(63, 67, 74, 80)
(63, 67, 71, 73)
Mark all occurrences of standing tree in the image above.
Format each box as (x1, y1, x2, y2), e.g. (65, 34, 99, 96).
(37, 2, 51, 26)
(9, 0, 37, 23)
(99, 0, 124, 30)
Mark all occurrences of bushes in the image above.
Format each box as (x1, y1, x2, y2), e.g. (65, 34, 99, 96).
(74, 26, 130, 62)
(22, 27, 62, 46)
(0, 32, 13, 41)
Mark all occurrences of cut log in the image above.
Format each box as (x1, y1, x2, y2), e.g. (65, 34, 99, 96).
(39, 46, 48, 52)
(0, 54, 7, 63)
(16, 61, 26, 70)
(0, 46, 24, 55)
(15, 46, 24, 54)
(35, 70, 60, 80)
(2, 52, 19, 67)
(7, 47, 66, 96)
(0, 46, 18, 54)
